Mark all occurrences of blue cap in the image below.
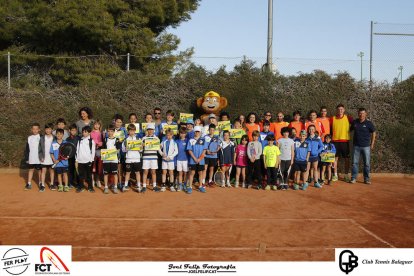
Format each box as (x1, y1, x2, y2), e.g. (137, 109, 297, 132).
(186, 119, 194, 125)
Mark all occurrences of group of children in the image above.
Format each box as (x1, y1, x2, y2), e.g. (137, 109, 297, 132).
(24, 108, 337, 194)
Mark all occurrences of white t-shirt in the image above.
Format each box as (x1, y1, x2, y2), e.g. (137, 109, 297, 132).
(28, 134, 40, 164)
(277, 137, 294, 161)
(41, 135, 54, 165)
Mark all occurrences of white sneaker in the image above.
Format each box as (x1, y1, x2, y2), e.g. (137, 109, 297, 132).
(221, 182, 225, 188)
(234, 182, 239, 188)
(96, 181, 101, 188)
(170, 186, 176, 192)
(161, 186, 166, 192)
(226, 182, 231, 188)
(242, 183, 246, 188)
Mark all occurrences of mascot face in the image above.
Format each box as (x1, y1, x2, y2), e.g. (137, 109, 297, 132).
(197, 91, 228, 115)
(202, 95, 221, 113)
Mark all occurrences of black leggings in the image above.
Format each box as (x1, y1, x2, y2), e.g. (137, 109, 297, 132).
(280, 160, 291, 184)
(247, 159, 262, 184)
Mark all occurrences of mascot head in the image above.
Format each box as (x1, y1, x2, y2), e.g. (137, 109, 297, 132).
(196, 91, 228, 115)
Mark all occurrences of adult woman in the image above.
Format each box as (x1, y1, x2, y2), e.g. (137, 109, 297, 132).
(76, 107, 95, 136)
(245, 112, 260, 141)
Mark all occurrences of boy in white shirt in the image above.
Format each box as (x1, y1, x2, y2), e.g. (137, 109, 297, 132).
(24, 123, 43, 191)
(159, 129, 178, 192)
(122, 124, 142, 192)
(75, 126, 96, 193)
(102, 125, 120, 194)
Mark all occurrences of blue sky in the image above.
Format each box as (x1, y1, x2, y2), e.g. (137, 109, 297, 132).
(169, 0, 414, 81)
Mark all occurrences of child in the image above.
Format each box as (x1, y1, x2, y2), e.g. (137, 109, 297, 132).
(320, 134, 336, 185)
(204, 124, 220, 186)
(187, 126, 207, 193)
(218, 130, 235, 187)
(159, 129, 178, 192)
(113, 114, 127, 189)
(176, 129, 189, 192)
(317, 106, 330, 141)
(40, 123, 55, 190)
(24, 123, 43, 191)
(247, 130, 263, 189)
(75, 126, 96, 193)
(231, 119, 246, 146)
(122, 123, 142, 192)
(142, 123, 161, 192)
(91, 120, 103, 188)
(102, 125, 120, 194)
(50, 129, 69, 192)
(288, 111, 305, 138)
(234, 135, 248, 188)
(66, 124, 80, 189)
(263, 135, 281, 190)
(293, 130, 311, 190)
(290, 128, 297, 140)
(306, 125, 324, 188)
(260, 120, 274, 149)
(186, 120, 195, 140)
(277, 127, 295, 190)
(52, 118, 69, 140)
(160, 110, 178, 139)
(305, 110, 325, 140)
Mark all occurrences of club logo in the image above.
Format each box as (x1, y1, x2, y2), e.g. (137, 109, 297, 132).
(35, 247, 70, 274)
(1, 248, 30, 275)
(339, 250, 359, 274)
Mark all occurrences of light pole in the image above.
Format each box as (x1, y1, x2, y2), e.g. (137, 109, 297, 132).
(357, 51, 364, 81)
(263, 0, 275, 73)
(398, 66, 403, 82)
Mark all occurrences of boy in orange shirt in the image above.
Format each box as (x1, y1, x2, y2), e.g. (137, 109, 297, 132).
(317, 106, 330, 141)
(288, 111, 305, 138)
(305, 110, 325, 139)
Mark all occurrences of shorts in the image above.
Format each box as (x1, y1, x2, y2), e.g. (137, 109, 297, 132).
(176, 160, 188, 172)
(294, 161, 308, 173)
(205, 157, 217, 168)
(334, 142, 350, 158)
(28, 164, 41, 170)
(162, 161, 175, 170)
(308, 156, 319, 163)
(125, 162, 142, 173)
(142, 159, 158, 170)
(103, 163, 118, 175)
(54, 167, 68, 174)
(189, 164, 205, 172)
(41, 164, 53, 169)
(321, 162, 332, 167)
(221, 164, 232, 167)
(236, 165, 247, 168)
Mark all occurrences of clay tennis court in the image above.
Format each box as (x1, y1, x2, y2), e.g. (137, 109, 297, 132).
(0, 169, 413, 261)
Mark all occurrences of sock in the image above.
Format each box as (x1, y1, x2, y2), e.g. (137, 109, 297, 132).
(334, 173, 338, 177)
(28, 182, 31, 185)
(143, 184, 147, 188)
(209, 178, 212, 182)
(124, 181, 128, 186)
(137, 182, 141, 188)
(153, 182, 157, 187)
(201, 179, 205, 184)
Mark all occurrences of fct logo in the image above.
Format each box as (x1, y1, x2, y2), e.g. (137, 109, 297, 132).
(35, 247, 70, 274)
(339, 250, 359, 274)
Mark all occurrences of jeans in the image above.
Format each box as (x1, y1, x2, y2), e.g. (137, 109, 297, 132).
(351, 146, 371, 181)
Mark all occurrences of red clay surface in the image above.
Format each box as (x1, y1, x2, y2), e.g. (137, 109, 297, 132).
(0, 170, 413, 261)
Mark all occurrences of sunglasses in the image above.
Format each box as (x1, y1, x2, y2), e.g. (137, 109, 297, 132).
(265, 114, 271, 116)
(154, 112, 161, 115)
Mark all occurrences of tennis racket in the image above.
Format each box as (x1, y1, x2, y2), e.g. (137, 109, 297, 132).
(52, 143, 76, 169)
(214, 167, 224, 186)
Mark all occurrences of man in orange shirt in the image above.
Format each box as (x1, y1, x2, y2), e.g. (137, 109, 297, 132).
(272, 112, 289, 141)
(330, 104, 353, 182)
(317, 106, 330, 141)
(288, 111, 305, 138)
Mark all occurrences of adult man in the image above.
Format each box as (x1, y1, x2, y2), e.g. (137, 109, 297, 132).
(317, 106, 330, 141)
(272, 112, 289, 141)
(330, 104, 353, 181)
(350, 108, 376, 184)
(153, 107, 162, 138)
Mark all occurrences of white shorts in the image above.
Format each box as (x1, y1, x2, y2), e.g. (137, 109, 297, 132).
(176, 160, 188, 172)
(142, 159, 158, 170)
(162, 161, 175, 171)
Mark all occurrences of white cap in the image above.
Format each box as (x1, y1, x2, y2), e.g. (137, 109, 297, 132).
(194, 126, 202, 132)
(147, 123, 155, 130)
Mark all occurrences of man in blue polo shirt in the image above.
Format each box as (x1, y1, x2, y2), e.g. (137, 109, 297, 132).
(350, 108, 376, 184)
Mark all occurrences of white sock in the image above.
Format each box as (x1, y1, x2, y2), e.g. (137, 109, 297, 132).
(201, 179, 205, 184)
(209, 178, 212, 182)
(143, 184, 147, 188)
(28, 182, 31, 185)
(334, 173, 338, 176)
(137, 182, 141, 188)
(153, 182, 156, 187)
(124, 181, 128, 186)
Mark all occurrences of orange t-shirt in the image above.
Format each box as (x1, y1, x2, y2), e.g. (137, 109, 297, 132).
(245, 123, 260, 141)
(272, 121, 289, 140)
(317, 117, 330, 138)
(288, 121, 305, 138)
(305, 120, 325, 137)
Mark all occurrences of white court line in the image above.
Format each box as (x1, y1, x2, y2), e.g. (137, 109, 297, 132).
(349, 219, 395, 248)
(0, 216, 352, 222)
(73, 246, 335, 251)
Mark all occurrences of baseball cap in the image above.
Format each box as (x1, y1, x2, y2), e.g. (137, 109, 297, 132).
(208, 114, 216, 119)
(194, 126, 202, 132)
(300, 130, 307, 136)
(147, 123, 155, 130)
(186, 119, 194, 125)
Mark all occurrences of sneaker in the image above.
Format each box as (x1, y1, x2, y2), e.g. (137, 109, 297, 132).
(234, 182, 239, 188)
(344, 175, 351, 182)
(63, 186, 69, 192)
(186, 187, 193, 194)
(176, 183, 182, 192)
(332, 175, 338, 182)
(247, 184, 252, 189)
(282, 184, 289, 190)
(104, 187, 109, 194)
(170, 186, 176, 192)
(221, 183, 225, 188)
(160, 186, 166, 192)
(199, 186, 206, 193)
(349, 179, 356, 184)
(314, 182, 322, 188)
(293, 184, 300, 190)
(153, 186, 161, 192)
(271, 185, 277, 191)
(265, 185, 271, 191)
(113, 188, 119, 194)
(58, 185, 63, 192)
(301, 182, 309, 191)
(24, 183, 32, 190)
(226, 182, 232, 188)
(242, 183, 246, 189)
(39, 185, 45, 192)
(88, 187, 95, 193)
(68, 184, 74, 189)
(96, 181, 102, 188)
(123, 185, 130, 192)
(364, 180, 371, 185)
(141, 187, 147, 193)
(50, 184, 57, 191)
(76, 187, 84, 193)
(308, 178, 313, 183)
(257, 184, 262, 190)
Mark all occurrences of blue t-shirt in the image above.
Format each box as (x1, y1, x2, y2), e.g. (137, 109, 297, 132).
(204, 135, 220, 158)
(294, 139, 311, 163)
(186, 137, 207, 165)
(186, 130, 195, 140)
(50, 140, 68, 168)
(176, 138, 189, 162)
(352, 119, 375, 147)
(259, 131, 274, 149)
(305, 135, 324, 157)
